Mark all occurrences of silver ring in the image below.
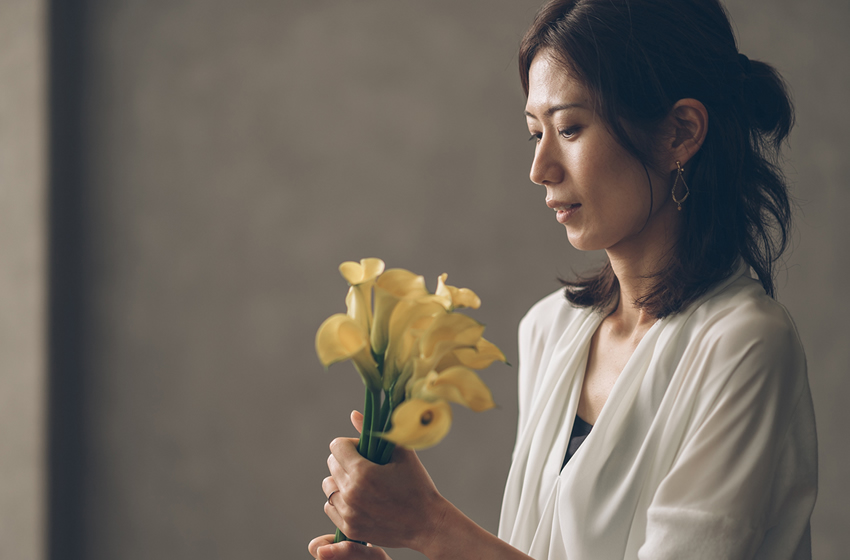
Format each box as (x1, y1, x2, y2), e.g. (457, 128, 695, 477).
(327, 490, 338, 506)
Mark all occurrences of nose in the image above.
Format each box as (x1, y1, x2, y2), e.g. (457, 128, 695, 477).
(529, 134, 564, 186)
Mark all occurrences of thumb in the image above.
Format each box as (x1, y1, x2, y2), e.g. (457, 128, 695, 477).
(318, 541, 390, 559)
(350, 410, 364, 434)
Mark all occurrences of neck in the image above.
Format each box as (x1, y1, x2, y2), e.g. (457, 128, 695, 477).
(606, 255, 659, 333)
(604, 208, 680, 333)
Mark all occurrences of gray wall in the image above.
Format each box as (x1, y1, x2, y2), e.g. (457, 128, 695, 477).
(0, 1, 46, 559)
(16, 0, 850, 559)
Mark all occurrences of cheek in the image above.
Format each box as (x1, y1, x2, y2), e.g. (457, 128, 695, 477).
(590, 165, 647, 212)
(589, 169, 655, 242)
(573, 133, 653, 223)
(608, 159, 653, 210)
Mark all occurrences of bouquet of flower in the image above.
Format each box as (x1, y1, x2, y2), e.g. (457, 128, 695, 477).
(315, 258, 505, 543)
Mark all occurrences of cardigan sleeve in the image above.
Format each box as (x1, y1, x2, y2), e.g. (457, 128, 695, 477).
(639, 301, 818, 560)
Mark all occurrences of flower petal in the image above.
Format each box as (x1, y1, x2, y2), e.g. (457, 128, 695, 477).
(385, 298, 444, 363)
(452, 337, 507, 370)
(436, 273, 481, 310)
(339, 258, 385, 286)
(380, 399, 452, 450)
(345, 285, 372, 334)
(370, 269, 429, 355)
(422, 367, 495, 412)
(449, 287, 481, 310)
(383, 298, 445, 392)
(414, 313, 485, 379)
(315, 313, 381, 390)
(390, 360, 416, 405)
(315, 313, 367, 367)
(434, 273, 453, 310)
(433, 350, 463, 371)
(339, 259, 384, 334)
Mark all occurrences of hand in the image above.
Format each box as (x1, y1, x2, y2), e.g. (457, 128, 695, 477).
(308, 534, 392, 560)
(321, 411, 449, 552)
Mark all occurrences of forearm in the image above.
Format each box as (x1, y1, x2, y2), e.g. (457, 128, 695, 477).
(416, 498, 534, 560)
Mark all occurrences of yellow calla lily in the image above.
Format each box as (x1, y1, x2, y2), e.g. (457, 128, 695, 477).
(339, 258, 385, 285)
(339, 258, 385, 335)
(436, 336, 507, 371)
(344, 286, 371, 335)
(379, 398, 453, 450)
(371, 268, 429, 356)
(390, 360, 416, 406)
(419, 313, 484, 360)
(383, 298, 447, 399)
(435, 273, 481, 310)
(409, 368, 495, 413)
(411, 312, 485, 383)
(384, 297, 445, 369)
(315, 313, 381, 391)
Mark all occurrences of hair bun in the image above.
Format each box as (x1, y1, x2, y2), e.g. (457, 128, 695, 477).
(737, 53, 752, 73)
(739, 57, 794, 148)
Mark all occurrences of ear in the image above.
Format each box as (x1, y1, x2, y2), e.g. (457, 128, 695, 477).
(664, 98, 708, 170)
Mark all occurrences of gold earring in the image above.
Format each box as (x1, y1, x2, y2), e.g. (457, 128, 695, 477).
(672, 161, 690, 211)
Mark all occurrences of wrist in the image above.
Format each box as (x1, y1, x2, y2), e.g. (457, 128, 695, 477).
(412, 492, 453, 557)
(417, 497, 477, 559)
(414, 502, 531, 560)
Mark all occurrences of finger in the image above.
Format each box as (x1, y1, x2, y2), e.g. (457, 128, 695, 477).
(323, 498, 346, 532)
(308, 535, 335, 558)
(317, 541, 390, 560)
(321, 476, 338, 499)
(350, 410, 364, 434)
(329, 437, 364, 472)
(327, 452, 348, 485)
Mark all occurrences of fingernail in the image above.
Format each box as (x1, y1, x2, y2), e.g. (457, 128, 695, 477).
(319, 545, 336, 559)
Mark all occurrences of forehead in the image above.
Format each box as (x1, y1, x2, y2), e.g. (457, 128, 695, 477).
(525, 52, 590, 116)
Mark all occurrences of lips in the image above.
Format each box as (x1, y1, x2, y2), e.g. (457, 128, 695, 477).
(550, 203, 580, 212)
(546, 199, 580, 210)
(546, 200, 581, 224)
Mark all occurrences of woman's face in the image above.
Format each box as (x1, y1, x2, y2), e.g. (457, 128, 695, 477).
(525, 52, 678, 256)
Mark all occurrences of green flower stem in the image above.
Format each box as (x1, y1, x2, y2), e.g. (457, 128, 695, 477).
(366, 388, 382, 461)
(357, 387, 373, 456)
(377, 440, 396, 465)
(374, 395, 395, 463)
(378, 392, 391, 438)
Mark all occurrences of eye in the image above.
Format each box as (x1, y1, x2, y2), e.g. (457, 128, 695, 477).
(559, 126, 581, 139)
(528, 132, 542, 143)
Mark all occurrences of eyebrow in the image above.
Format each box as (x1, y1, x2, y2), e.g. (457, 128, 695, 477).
(524, 102, 588, 119)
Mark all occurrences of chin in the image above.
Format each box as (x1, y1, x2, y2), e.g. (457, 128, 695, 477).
(565, 231, 605, 252)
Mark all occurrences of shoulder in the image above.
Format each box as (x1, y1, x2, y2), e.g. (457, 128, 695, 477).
(519, 288, 589, 346)
(675, 274, 808, 410)
(685, 274, 804, 360)
(514, 289, 594, 422)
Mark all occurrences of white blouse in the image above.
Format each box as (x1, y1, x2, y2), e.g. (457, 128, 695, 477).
(498, 267, 817, 559)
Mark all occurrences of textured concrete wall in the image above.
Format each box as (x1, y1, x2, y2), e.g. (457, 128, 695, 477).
(0, 1, 46, 559)
(47, 1, 849, 559)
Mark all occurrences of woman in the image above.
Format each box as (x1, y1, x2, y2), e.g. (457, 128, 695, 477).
(309, 0, 818, 558)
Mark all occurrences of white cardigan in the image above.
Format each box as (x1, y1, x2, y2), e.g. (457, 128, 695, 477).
(498, 268, 817, 559)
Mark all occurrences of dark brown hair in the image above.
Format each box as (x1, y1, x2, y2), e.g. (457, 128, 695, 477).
(520, 0, 794, 318)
